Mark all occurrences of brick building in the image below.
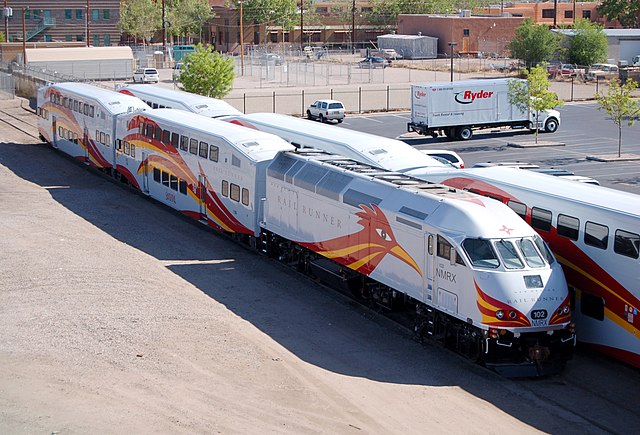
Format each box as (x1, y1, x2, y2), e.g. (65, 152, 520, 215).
(398, 14, 524, 57)
(475, 2, 606, 28)
(2, 0, 120, 46)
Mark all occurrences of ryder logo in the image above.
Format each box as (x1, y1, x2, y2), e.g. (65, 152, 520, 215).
(454, 90, 494, 104)
(414, 90, 427, 99)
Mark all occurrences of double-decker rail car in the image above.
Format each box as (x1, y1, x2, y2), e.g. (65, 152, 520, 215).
(414, 167, 640, 369)
(38, 82, 294, 235)
(262, 150, 574, 376)
(36, 82, 149, 171)
(118, 84, 242, 118)
(221, 112, 448, 173)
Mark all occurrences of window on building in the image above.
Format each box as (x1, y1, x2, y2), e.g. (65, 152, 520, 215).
(92, 9, 99, 21)
(77, 35, 84, 42)
(103, 9, 110, 20)
(583, 10, 591, 19)
(542, 9, 555, 19)
(565, 10, 573, 19)
(104, 34, 110, 46)
(25, 9, 31, 19)
(65, 9, 72, 19)
(463, 28, 470, 36)
(66, 35, 72, 41)
(93, 34, 99, 46)
(44, 35, 52, 42)
(76, 9, 83, 20)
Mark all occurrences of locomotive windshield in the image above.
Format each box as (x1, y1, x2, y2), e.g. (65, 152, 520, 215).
(462, 237, 550, 270)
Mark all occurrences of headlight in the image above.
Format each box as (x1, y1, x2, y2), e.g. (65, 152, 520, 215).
(524, 275, 543, 288)
(496, 310, 504, 319)
(509, 310, 517, 319)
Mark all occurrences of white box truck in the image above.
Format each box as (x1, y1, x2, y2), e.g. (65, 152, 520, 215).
(407, 79, 561, 140)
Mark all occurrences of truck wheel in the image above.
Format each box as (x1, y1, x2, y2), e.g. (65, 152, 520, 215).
(457, 126, 473, 140)
(319, 114, 326, 123)
(544, 118, 559, 133)
(307, 110, 313, 120)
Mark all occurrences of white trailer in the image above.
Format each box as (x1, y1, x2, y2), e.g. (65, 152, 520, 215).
(407, 79, 560, 140)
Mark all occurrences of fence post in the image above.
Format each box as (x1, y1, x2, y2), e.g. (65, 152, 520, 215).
(243, 93, 246, 114)
(386, 85, 390, 111)
(358, 87, 362, 113)
(301, 89, 304, 116)
(571, 77, 574, 102)
(596, 76, 599, 94)
(273, 91, 276, 113)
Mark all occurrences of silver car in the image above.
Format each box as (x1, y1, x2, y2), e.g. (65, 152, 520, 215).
(133, 68, 159, 83)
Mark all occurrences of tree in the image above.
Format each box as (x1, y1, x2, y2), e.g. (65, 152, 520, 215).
(370, 0, 455, 25)
(508, 64, 564, 143)
(119, 0, 162, 45)
(509, 19, 559, 68)
(0, 32, 5, 43)
(178, 44, 235, 98)
(567, 19, 608, 66)
(598, 0, 640, 28)
(166, 0, 214, 44)
(240, 0, 298, 44)
(595, 78, 640, 157)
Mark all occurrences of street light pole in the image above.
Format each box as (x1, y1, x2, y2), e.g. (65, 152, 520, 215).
(3, 0, 9, 42)
(351, 0, 355, 54)
(300, 0, 304, 48)
(21, 6, 27, 64)
(86, 0, 90, 46)
(448, 42, 457, 82)
(239, 0, 244, 76)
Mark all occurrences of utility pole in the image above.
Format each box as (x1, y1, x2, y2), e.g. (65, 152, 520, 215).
(239, 0, 244, 76)
(351, 0, 355, 54)
(21, 6, 26, 64)
(162, 0, 166, 51)
(3, 0, 9, 41)
(300, 0, 303, 48)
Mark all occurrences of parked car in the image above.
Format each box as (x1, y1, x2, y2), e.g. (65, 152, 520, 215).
(358, 56, 389, 69)
(259, 53, 283, 65)
(586, 63, 619, 81)
(172, 62, 185, 80)
(549, 63, 585, 78)
(420, 149, 465, 168)
(374, 48, 402, 60)
(133, 67, 159, 83)
(306, 99, 345, 123)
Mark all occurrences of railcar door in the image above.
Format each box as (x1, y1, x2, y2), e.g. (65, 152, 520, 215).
(424, 233, 436, 305)
(51, 116, 58, 148)
(198, 174, 207, 221)
(83, 127, 90, 164)
(141, 152, 149, 194)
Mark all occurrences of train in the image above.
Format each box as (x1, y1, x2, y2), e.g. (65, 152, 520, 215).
(37, 82, 576, 377)
(207, 108, 639, 369)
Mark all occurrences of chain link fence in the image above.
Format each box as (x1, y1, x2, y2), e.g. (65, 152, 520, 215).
(0, 71, 15, 99)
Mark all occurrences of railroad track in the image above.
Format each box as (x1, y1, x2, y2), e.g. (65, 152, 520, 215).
(0, 103, 40, 140)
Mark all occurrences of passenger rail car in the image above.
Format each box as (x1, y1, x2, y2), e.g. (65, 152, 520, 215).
(262, 150, 574, 376)
(221, 112, 449, 174)
(36, 82, 149, 171)
(118, 85, 242, 118)
(416, 167, 640, 369)
(37, 83, 575, 377)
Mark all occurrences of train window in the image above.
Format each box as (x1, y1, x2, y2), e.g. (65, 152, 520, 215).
(99, 131, 106, 144)
(507, 200, 527, 220)
(495, 240, 524, 269)
(180, 135, 188, 151)
(209, 145, 219, 162)
(293, 164, 327, 192)
(74, 100, 79, 112)
(584, 221, 609, 250)
(116, 139, 122, 151)
(161, 171, 170, 187)
(534, 234, 556, 263)
(124, 141, 130, 155)
(462, 239, 499, 269)
(50, 94, 55, 103)
(580, 292, 604, 321)
(199, 141, 208, 159)
(96, 130, 100, 142)
(189, 138, 198, 155)
(455, 249, 466, 266)
(162, 129, 171, 144)
(106, 135, 110, 147)
(171, 132, 180, 148)
(36, 107, 41, 117)
(531, 207, 552, 232)
(58, 126, 63, 137)
(179, 180, 187, 195)
(437, 235, 452, 260)
(170, 175, 178, 191)
(232, 154, 241, 168)
(63, 97, 68, 107)
(72, 133, 78, 144)
(222, 180, 229, 197)
(145, 124, 153, 138)
(130, 144, 135, 158)
(154, 127, 162, 141)
(316, 172, 352, 201)
(343, 189, 382, 209)
(230, 183, 240, 202)
(152, 103, 159, 109)
(89, 106, 94, 118)
(428, 235, 434, 255)
(242, 188, 249, 206)
(517, 238, 545, 268)
(399, 206, 428, 220)
(557, 214, 579, 241)
(153, 167, 161, 183)
(614, 229, 640, 259)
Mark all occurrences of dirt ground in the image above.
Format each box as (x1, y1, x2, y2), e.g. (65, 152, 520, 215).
(1, 102, 639, 435)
